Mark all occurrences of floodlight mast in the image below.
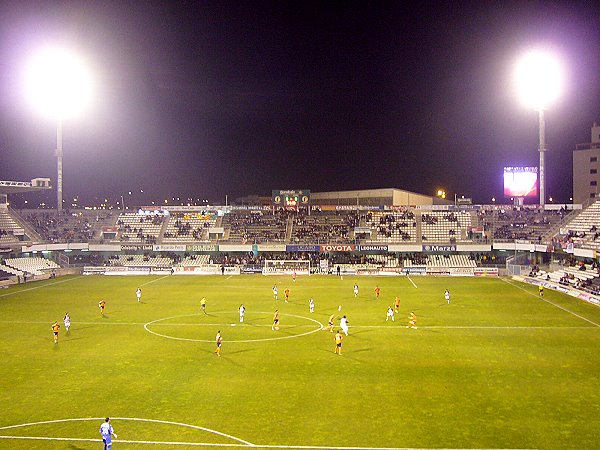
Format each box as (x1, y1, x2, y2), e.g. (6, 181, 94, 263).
(515, 49, 562, 206)
(25, 47, 92, 213)
(57, 118, 63, 212)
(538, 109, 546, 206)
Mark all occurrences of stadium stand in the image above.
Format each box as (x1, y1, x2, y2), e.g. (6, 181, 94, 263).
(291, 210, 357, 244)
(420, 211, 473, 243)
(425, 254, 477, 268)
(4, 257, 60, 275)
(223, 210, 289, 243)
(116, 212, 165, 244)
(176, 255, 211, 266)
(162, 212, 217, 243)
(365, 209, 417, 242)
(0, 209, 25, 244)
(557, 200, 600, 250)
(108, 254, 173, 267)
(482, 205, 567, 242)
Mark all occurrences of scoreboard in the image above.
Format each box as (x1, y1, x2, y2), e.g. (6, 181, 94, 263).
(272, 190, 310, 208)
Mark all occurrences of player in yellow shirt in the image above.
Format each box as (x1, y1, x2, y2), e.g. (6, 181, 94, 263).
(284, 288, 290, 303)
(407, 311, 417, 329)
(334, 330, 343, 355)
(98, 300, 106, 317)
(51, 321, 60, 344)
(327, 314, 336, 332)
(374, 286, 381, 299)
(200, 297, 207, 314)
(214, 330, 222, 356)
(394, 296, 401, 313)
(538, 285, 544, 297)
(272, 310, 280, 331)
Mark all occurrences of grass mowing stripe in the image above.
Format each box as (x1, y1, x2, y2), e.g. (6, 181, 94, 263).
(501, 278, 600, 327)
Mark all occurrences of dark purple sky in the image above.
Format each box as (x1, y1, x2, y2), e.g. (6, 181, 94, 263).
(0, 1, 599, 206)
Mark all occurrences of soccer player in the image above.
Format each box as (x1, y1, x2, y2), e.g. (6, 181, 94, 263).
(334, 330, 343, 355)
(340, 315, 349, 336)
(354, 283, 359, 298)
(273, 285, 278, 300)
(394, 296, 401, 313)
(214, 330, 222, 356)
(309, 297, 315, 313)
(63, 313, 71, 333)
(100, 418, 117, 449)
(407, 312, 417, 329)
(386, 306, 395, 322)
(292, 271, 297, 282)
(200, 297, 207, 314)
(327, 314, 336, 332)
(538, 285, 544, 297)
(98, 299, 106, 317)
(239, 304, 245, 323)
(374, 285, 381, 299)
(444, 289, 450, 304)
(272, 310, 280, 331)
(51, 321, 60, 344)
(284, 288, 290, 303)
(136, 287, 142, 302)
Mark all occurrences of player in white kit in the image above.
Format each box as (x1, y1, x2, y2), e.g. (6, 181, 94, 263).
(63, 313, 71, 333)
(340, 315, 349, 336)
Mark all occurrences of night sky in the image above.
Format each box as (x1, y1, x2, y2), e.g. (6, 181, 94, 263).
(0, 1, 599, 207)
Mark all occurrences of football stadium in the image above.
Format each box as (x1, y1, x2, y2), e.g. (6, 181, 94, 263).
(1, 3, 600, 450)
(1, 184, 600, 449)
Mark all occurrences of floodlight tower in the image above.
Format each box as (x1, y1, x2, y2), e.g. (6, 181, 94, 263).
(515, 50, 563, 205)
(25, 48, 92, 212)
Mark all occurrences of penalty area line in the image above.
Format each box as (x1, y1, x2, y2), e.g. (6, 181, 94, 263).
(407, 275, 418, 288)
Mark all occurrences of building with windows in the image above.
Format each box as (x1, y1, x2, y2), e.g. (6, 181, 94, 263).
(573, 123, 600, 204)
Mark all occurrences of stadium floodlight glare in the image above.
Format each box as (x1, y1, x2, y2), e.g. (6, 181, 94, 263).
(514, 49, 563, 206)
(25, 47, 93, 212)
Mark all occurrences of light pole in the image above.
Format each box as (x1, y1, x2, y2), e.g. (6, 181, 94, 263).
(25, 47, 93, 213)
(515, 50, 563, 206)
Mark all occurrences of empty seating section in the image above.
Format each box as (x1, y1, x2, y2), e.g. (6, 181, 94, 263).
(4, 257, 59, 275)
(559, 201, 600, 250)
(0, 209, 24, 244)
(426, 254, 476, 268)
(116, 213, 165, 244)
(291, 211, 358, 243)
(23, 210, 103, 242)
(421, 211, 471, 243)
(177, 255, 211, 266)
(366, 210, 417, 242)
(109, 254, 173, 267)
(163, 212, 217, 243)
(223, 210, 288, 243)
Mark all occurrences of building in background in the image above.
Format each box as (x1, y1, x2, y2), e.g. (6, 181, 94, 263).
(573, 123, 600, 204)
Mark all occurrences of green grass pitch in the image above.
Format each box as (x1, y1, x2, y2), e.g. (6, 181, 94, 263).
(0, 274, 599, 449)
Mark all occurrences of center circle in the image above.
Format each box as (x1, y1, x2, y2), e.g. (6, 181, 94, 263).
(144, 312, 324, 343)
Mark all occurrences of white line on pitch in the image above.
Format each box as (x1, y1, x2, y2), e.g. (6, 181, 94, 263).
(502, 278, 600, 328)
(407, 276, 418, 288)
(0, 276, 83, 298)
(140, 275, 171, 287)
(0, 436, 535, 450)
